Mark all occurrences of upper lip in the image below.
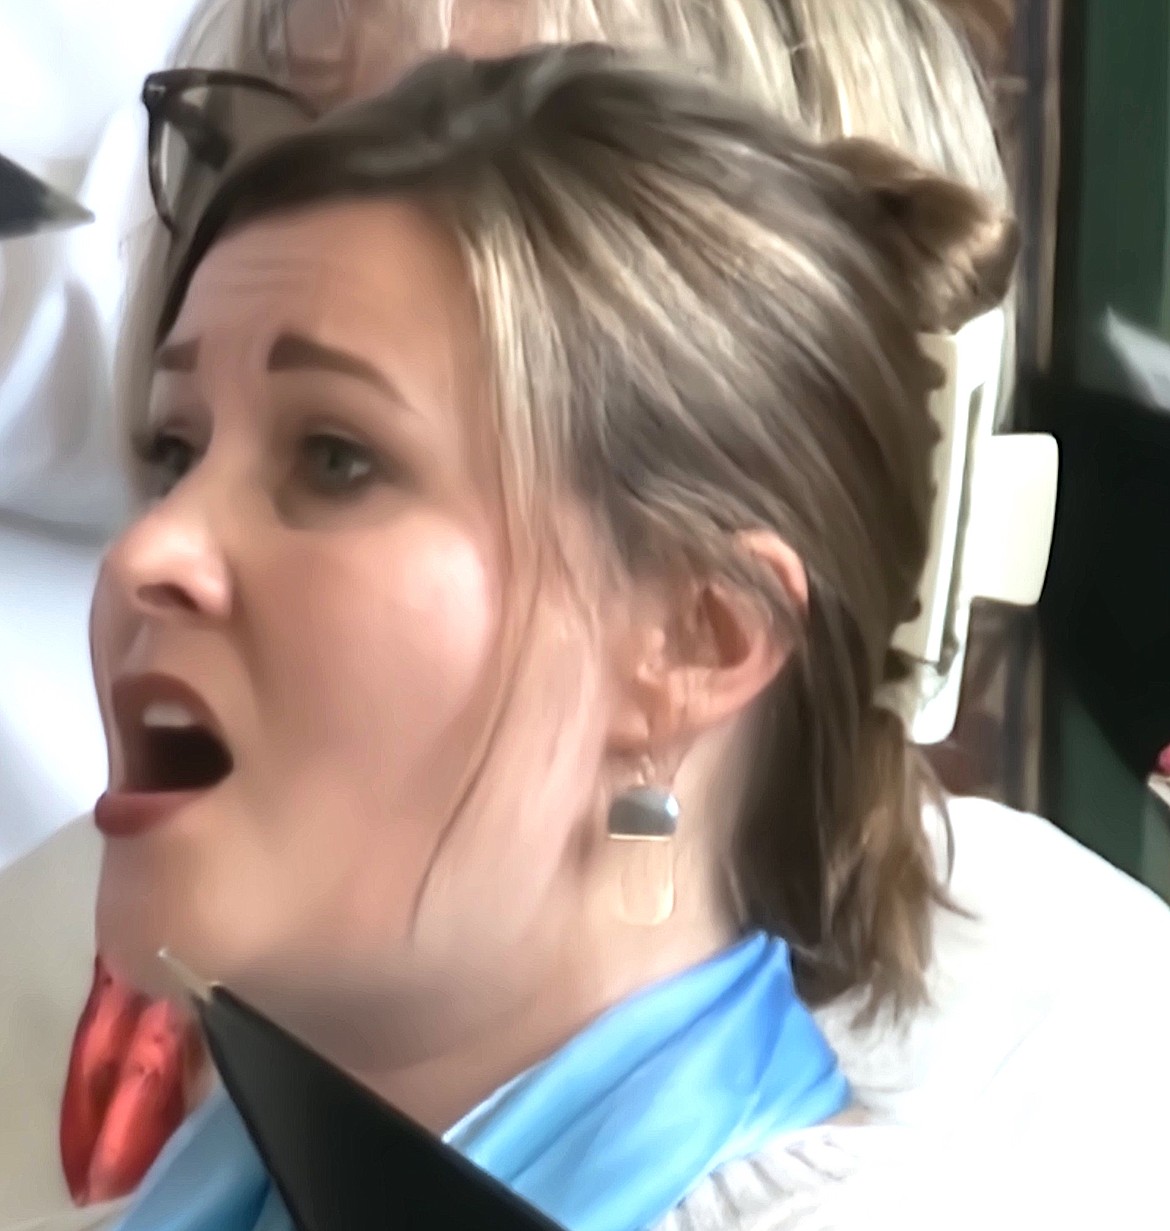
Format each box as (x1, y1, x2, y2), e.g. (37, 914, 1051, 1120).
(109, 672, 230, 792)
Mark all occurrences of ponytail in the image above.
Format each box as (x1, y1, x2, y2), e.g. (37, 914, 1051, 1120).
(733, 141, 1016, 1019)
(734, 595, 950, 1021)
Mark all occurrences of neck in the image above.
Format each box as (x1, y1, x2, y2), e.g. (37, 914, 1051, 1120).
(352, 896, 738, 1135)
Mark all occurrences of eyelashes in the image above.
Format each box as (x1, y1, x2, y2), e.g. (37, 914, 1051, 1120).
(296, 433, 380, 495)
(130, 427, 196, 500)
(129, 424, 401, 503)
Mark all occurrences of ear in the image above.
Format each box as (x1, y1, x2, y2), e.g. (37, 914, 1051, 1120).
(605, 531, 808, 757)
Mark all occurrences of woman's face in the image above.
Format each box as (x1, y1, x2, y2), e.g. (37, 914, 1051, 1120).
(280, 0, 530, 105)
(91, 201, 611, 1042)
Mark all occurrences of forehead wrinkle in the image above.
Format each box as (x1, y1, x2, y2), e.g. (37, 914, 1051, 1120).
(189, 226, 402, 348)
(186, 201, 464, 336)
(167, 205, 486, 445)
(187, 242, 327, 309)
(175, 242, 341, 378)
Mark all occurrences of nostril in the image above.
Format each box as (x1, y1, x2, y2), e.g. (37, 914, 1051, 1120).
(126, 548, 232, 621)
(136, 582, 200, 613)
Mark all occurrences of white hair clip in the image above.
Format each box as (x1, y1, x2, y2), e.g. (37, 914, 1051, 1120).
(881, 307, 1059, 744)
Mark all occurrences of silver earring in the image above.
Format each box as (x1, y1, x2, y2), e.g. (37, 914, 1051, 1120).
(605, 778, 679, 926)
(607, 784, 680, 841)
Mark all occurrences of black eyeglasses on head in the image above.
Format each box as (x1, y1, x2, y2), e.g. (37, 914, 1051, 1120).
(142, 68, 318, 235)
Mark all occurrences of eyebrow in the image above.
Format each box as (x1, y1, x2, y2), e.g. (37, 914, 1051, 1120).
(153, 331, 408, 403)
(267, 332, 403, 400)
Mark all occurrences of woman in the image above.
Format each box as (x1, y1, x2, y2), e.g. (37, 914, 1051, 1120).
(93, 42, 1014, 1231)
(41, 4, 1019, 1206)
(43, 3, 1020, 1213)
(10, 4, 1166, 1229)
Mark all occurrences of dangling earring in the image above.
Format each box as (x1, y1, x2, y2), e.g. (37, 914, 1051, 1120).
(605, 764, 679, 926)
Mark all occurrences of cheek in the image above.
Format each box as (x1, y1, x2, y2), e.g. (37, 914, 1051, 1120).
(250, 511, 501, 825)
(295, 515, 495, 719)
(240, 515, 501, 971)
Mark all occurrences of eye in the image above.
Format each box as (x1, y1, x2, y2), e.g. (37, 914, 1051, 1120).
(299, 433, 379, 496)
(132, 429, 197, 498)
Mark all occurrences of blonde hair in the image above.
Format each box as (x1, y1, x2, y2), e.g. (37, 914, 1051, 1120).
(117, 0, 1012, 462)
(174, 0, 1006, 189)
(157, 45, 1016, 1013)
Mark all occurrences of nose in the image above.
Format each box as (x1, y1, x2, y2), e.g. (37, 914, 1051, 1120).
(102, 485, 233, 624)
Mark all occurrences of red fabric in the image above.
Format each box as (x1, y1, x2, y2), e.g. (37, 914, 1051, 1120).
(1157, 745, 1170, 778)
(60, 955, 201, 1205)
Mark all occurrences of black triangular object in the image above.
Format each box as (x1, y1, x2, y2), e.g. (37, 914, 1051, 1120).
(192, 983, 567, 1231)
(0, 153, 93, 239)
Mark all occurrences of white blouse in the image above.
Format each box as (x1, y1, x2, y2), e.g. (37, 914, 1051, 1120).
(662, 1118, 1165, 1231)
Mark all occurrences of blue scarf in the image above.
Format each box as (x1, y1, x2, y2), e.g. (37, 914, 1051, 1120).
(111, 932, 849, 1231)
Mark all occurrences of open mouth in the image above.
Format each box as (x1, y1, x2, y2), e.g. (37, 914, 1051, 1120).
(127, 714, 233, 792)
(114, 679, 234, 794)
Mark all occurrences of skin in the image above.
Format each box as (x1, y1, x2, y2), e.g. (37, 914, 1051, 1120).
(279, 0, 534, 105)
(92, 199, 806, 1131)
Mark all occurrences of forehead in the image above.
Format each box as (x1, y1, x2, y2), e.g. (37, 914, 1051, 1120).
(173, 200, 477, 363)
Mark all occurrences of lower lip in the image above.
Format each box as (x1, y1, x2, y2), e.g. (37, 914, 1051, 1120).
(94, 790, 207, 838)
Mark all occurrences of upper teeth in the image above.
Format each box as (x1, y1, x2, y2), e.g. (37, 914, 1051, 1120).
(142, 701, 201, 729)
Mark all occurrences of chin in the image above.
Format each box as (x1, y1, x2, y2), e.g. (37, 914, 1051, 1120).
(95, 908, 184, 1002)
(96, 844, 247, 1002)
